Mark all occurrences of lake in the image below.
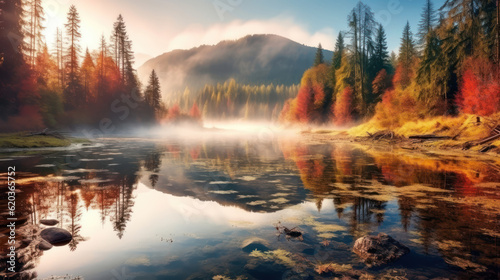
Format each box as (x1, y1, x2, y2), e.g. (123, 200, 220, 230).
(1, 132, 499, 279)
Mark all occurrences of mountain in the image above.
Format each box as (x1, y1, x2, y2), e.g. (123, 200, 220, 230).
(137, 34, 333, 96)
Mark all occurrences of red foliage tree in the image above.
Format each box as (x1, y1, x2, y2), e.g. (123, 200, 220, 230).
(456, 57, 500, 116)
(334, 86, 354, 125)
(189, 102, 202, 120)
(296, 82, 314, 123)
(168, 104, 181, 120)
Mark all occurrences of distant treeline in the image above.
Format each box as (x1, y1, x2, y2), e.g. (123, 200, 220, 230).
(171, 79, 299, 120)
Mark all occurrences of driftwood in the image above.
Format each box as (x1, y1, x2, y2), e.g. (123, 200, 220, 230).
(27, 128, 66, 139)
(408, 134, 451, 140)
(367, 130, 396, 141)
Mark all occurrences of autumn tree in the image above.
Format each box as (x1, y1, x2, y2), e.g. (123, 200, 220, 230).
(81, 48, 95, 104)
(64, 5, 83, 109)
(334, 86, 354, 125)
(189, 102, 202, 120)
(456, 56, 500, 116)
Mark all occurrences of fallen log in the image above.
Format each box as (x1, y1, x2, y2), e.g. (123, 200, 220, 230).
(408, 134, 451, 140)
(27, 128, 66, 139)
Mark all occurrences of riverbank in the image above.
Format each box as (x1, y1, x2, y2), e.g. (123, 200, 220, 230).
(301, 114, 500, 160)
(0, 132, 90, 149)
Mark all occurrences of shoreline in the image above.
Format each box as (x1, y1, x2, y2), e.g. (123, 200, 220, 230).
(300, 129, 500, 164)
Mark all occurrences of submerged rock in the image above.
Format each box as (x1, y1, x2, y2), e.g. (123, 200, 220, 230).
(38, 240, 53, 251)
(241, 237, 270, 253)
(40, 219, 59, 226)
(353, 233, 409, 267)
(40, 228, 72, 246)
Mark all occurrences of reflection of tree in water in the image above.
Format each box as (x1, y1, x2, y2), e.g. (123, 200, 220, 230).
(144, 150, 162, 188)
(65, 189, 84, 251)
(280, 141, 387, 236)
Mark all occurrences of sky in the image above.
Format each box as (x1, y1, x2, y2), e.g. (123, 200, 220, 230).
(42, 0, 446, 66)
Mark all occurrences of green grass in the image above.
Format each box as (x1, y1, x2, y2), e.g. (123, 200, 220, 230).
(0, 132, 90, 149)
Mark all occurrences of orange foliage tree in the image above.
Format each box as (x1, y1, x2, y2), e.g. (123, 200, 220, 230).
(456, 57, 500, 116)
(280, 64, 332, 124)
(334, 86, 354, 125)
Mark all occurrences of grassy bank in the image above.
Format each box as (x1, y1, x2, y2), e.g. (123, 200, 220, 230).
(304, 114, 500, 154)
(0, 132, 90, 149)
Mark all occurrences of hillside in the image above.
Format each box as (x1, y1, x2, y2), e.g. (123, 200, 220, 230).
(138, 34, 333, 97)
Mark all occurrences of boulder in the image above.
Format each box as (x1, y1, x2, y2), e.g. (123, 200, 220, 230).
(38, 240, 53, 251)
(40, 219, 59, 226)
(40, 228, 72, 246)
(353, 233, 409, 267)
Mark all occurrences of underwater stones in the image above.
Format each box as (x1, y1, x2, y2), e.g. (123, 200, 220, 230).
(241, 237, 270, 253)
(40, 227, 72, 246)
(353, 233, 409, 267)
(40, 219, 59, 226)
(38, 240, 53, 251)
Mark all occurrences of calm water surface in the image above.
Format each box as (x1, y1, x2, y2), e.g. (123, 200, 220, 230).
(0, 136, 499, 279)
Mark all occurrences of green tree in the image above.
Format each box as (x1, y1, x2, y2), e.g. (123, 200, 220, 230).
(64, 5, 83, 109)
(397, 21, 417, 89)
(417, 0, 437, 51)
(347, 1, 376, 116)
(314, 43, 324, 66)
(369, 24, 390, 79)
(145, 69, 162, 119)
(0, 0, 35, 120)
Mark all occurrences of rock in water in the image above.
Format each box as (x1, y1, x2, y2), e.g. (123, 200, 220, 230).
(38, 240, 53, 251)
(40, 219, 59, 226)
(353, 233, 409, 267)
(40, 228, 72, 246)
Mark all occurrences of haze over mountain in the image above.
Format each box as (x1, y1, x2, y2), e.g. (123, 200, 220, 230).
(138, 34, 333, 96)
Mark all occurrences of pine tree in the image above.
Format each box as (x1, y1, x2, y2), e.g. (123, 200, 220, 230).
(347, 2, 375, 116)
(417, 0, 437, 51)
(64, 5, 83, 109)
(0, 0, 29, 119)
(26, 0, 45, 68)
(332, 33, 345, 70)
(53, 28, 64, 90)
(145, 70, 161, 119)
(81, 48, 95, 104)
(397, 22, 417, 89)
(369, 24, 390, 79)
(314, 43, 324, 67)
(330, 32, 345, 96)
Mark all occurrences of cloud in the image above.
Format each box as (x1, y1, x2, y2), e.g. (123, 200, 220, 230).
(165, 17, 336, 53)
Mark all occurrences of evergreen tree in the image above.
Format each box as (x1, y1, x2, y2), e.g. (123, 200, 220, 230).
(330, 32, 345, 102)
(0, 0, 29, 119)
(26, 0, 45, 68)
(81, 48, 95, 104)
(417, 0, 437, 51)
(314, 43, 324, 66)
(64, 5, 83, 109)
(397, 22, 417, 89)
(347, 1, 375, 115)
(369, 24, 390, 79)
(145, 70, 161, 119)
(332, 33, 345, 69)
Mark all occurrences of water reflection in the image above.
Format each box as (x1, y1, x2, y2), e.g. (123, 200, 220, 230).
(0, 138, 499, 279)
